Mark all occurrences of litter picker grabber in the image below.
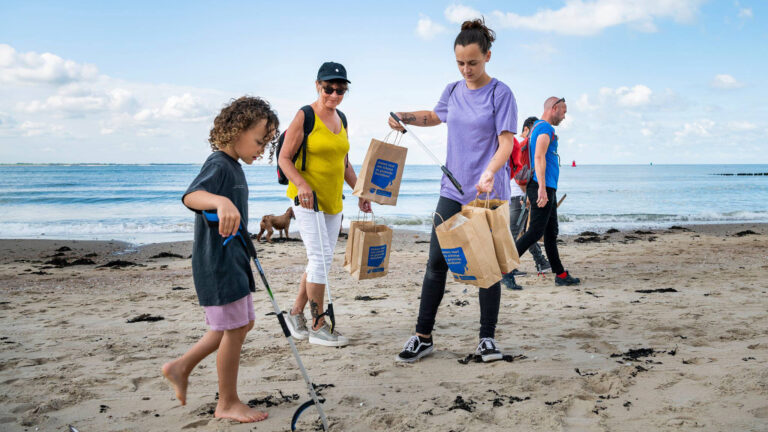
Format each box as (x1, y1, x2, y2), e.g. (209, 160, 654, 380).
(201, 210, 329, 431)
(518, 193, 568, 236)
(389, 112, 464, 195)
(557, 193, 567, 208)
(293, 192, 336, 334)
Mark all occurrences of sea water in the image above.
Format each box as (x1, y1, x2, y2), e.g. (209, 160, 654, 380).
(1, 164, 766, 244)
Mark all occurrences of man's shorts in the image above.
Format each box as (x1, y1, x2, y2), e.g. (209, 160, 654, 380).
(203, 293, 255, 331)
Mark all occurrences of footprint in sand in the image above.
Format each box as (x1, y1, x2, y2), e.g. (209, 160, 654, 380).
(181, 419, 210, 429)
(128, 376, 151, 392)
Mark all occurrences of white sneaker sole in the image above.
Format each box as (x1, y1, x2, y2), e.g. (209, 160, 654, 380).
(481, 352, 503, 362)
(283, 313, 309, 340)
(291, 332, 309, 341)
(309, 335, 349, 347)
(395, 345, 434, 363)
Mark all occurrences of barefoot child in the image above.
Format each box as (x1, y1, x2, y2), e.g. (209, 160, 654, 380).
(162, 96, 279, 423)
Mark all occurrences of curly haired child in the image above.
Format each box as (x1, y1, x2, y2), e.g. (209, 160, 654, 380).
(162, 96, 279, 423)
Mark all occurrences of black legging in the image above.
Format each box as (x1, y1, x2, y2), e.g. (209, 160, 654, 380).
(515, 181, 565, 275)
(415, 196, 501, 339)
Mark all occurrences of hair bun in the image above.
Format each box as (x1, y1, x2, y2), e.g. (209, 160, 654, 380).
(460, 18, 495, 43)
(454, 18, 496, 53)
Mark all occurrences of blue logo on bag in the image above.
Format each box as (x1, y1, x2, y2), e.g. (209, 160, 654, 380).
(370, 159, 398, 189)
(442, 247, 477, 281)
(367, 244, 387, 269)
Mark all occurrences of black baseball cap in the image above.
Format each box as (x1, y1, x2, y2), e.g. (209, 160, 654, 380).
(317, 62, 350, 83)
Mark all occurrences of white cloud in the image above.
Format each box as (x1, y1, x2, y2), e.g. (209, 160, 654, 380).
(0, 44, 99, 85)
(728, 120, 757, 131)
(415, 15, 447, 40)
(711, 74, 744, 89)
(134, 93, 211, 122)
(444, 4, 483, 23)
(0, 44, 228, 160)
(575, 93, 598, 111)
(444, 0, 704, 36)
(599, 84, 653, 107)
(735, 1, 753, 19)
(19, 121, 64, 137)
(675, 119, 714, 140)
(738, 7, 753, 18)
(17, 84, 138, 117)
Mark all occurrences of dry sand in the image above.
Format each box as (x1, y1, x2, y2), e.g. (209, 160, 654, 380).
(0, 224, 766, 431)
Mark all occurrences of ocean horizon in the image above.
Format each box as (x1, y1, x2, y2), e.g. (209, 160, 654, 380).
(1, 163, 766, 244)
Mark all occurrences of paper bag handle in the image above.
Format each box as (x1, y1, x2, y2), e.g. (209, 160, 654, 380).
(474, 188, 497, 208)
(356, 209, 375, 225)
(383, 130, 404, 146)
(431, 211, 446, 228)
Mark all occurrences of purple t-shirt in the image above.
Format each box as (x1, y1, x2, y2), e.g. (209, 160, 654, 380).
(434, 78, 517, 204)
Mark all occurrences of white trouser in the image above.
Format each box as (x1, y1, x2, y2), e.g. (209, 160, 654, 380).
(293, 203, 343, 285)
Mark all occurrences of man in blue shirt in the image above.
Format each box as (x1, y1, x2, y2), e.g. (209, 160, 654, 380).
(515, 97, 580, 286)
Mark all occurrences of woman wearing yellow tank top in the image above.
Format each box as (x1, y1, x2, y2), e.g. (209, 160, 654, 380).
(278, 62, 371, 347)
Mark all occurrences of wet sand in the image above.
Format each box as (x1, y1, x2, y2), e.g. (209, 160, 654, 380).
(0, 224, 766, 431)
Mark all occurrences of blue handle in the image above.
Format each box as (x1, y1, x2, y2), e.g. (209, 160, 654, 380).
(201, 210, 237, 246)
(202, 210, 219, 224)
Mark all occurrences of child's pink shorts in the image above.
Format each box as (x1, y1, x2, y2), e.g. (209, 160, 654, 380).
(203, 293, 255, 331)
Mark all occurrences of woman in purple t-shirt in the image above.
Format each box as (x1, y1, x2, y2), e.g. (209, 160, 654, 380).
(388, 19, 517, 363)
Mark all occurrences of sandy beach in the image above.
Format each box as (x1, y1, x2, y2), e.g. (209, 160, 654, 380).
(1, 224, 767, 431)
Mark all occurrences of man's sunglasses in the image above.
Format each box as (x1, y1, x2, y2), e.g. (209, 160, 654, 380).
(553, 97, 565, 107)
(322, 86, 347, 96)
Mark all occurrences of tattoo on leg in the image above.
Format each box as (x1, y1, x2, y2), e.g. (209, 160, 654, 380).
(423, 116, 427, 125)
(402, 113, 416, 124)
(309, 300, 322, 329)
(309, 300, 320, 320)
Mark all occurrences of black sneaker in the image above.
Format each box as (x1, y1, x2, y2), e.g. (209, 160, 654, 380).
(555, 271, 581, 286)
(501, 273, 523, 291)
(395, 335, 434, 363)
(475, 338, 503, 362)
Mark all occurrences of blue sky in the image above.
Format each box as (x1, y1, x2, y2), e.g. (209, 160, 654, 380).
(1, 0, 765, 164)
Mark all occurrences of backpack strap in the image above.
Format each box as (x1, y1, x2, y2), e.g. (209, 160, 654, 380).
(337, 109, 349, 168)
(448, 81, 460, 97)
(528, 120, 554, 182)
(337, 109, 348, 130)
(299, 105, 314, 170)
(491, 81, 499, 116)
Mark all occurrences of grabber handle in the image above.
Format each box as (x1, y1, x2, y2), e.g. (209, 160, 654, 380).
(201, 210, 239, 246)
(293, 191, 320, 212)
(202, 210, 219, 226)
(389, 112, 407, 134)
(275, 309, 291, 338)
(441, 166, 464, 195)
(205, 210, 257, 258)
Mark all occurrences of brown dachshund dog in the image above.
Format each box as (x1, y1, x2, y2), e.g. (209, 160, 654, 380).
(256, 207, 295, 243)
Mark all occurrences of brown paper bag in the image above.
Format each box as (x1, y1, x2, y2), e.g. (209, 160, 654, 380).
(434, 209, 502, 288)
(344, 219, 374, 274)
(352, 138, 408, 206)
(464, 196, 520, 273)
(350, 224, 392, 280)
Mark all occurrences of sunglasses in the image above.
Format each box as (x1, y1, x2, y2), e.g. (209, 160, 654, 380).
(553, 97, 565, 107)
(322, 86, 347, 96)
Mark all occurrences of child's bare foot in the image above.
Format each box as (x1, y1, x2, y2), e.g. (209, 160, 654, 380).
(214, 401, 268, 423)
(161, 361, 189, 405)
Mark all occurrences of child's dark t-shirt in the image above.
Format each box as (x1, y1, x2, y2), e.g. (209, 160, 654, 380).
(183, 151, 255, 306)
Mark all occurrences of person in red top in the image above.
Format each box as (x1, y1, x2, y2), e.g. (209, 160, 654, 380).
(502, 116, 550, 290)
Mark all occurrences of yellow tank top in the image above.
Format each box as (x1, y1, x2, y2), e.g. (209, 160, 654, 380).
(286, 112, 349, 214)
